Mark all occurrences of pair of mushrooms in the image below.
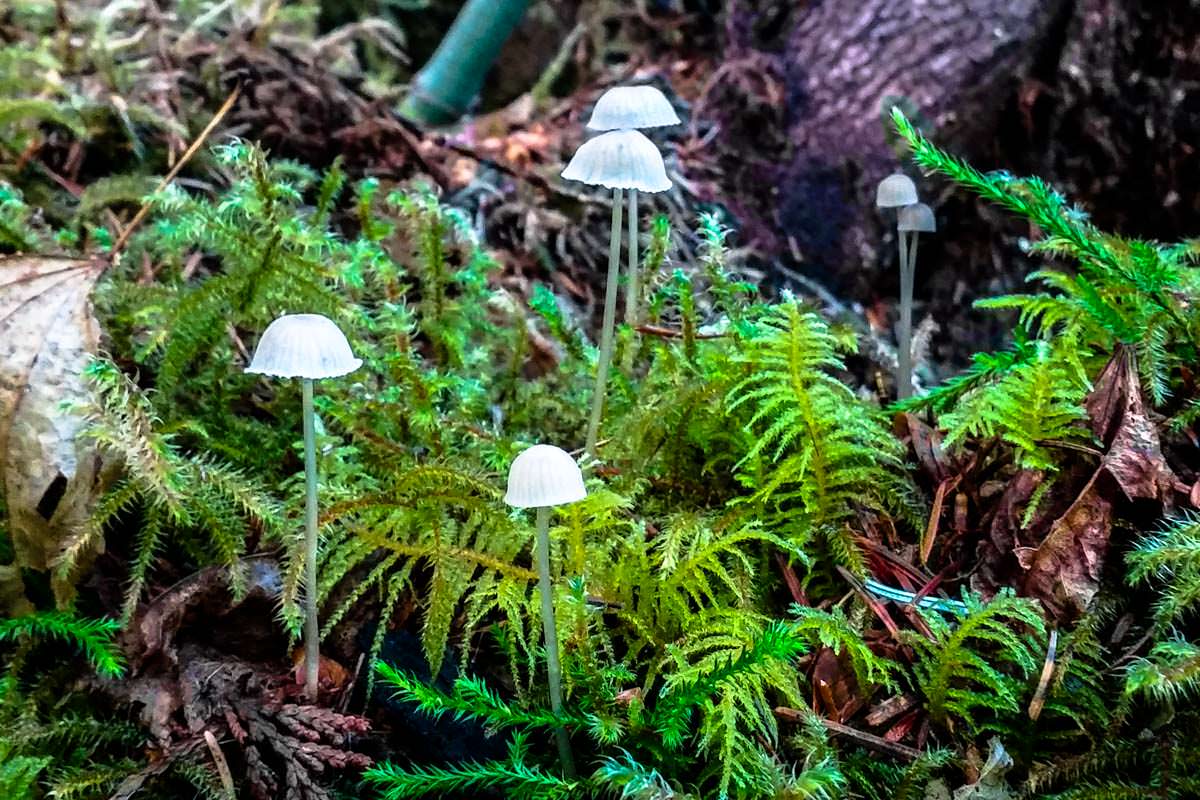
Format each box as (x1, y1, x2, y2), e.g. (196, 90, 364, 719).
(876, 174, 937, 400)
(561, 85, 680, 458)
(245, 316, 587, 774)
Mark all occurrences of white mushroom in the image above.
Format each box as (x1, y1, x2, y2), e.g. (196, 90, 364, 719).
(898, 202, 937, 233)
(875, 173, 919, 209)
(504, 444, 587, 508)
(586, 84, 681, 131)
(245, 313, 362, 379)
(562, 130, 672, 458)
(245, 313, 360, 702)
(561, 129, 672, 193)
(504, 444, 586, 772)
(876, 175, 923, 400)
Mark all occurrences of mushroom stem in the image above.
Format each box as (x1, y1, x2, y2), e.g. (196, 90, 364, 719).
(897, 232, 912, 402)
(301, 378, 321, 702)
(624, 189, 639, 328)
(585, 187, 624, 458)
(535, 505, 575, 775)
(896, 229, 914, 400)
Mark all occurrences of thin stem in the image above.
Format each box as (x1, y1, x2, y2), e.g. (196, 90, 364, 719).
(585, 187, 623, 458)
(535, 506, 575, 776)
(624, 190, 639, 327)
(897, 229, 914, 400)
(301, 379, 321, 702)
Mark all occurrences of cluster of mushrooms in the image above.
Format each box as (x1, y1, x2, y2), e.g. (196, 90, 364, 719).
(242, 85, 679, 771)
(241, 89, 928, 774)
(560, 84, 679, 457)
(876, 173, 937, 400)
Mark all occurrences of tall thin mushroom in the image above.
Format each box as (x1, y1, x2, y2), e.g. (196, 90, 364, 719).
(897, 202, 937, 395)
(585, 85, 680, 328)
(246, 313, 361, 702)
(876, 173, 920, 399)
(504, 444, 588, 775)
(562, 129, 671, 457)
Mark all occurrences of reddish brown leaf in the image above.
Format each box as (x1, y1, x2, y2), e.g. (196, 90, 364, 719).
(1086, 347, 1177, 502)
(1019, 470, 1112, 620)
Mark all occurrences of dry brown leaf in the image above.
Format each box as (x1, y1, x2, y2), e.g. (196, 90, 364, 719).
(1018, 469, 1112, 620)
(0, 255, 105, 601)
(1086, 346, 1177, 502)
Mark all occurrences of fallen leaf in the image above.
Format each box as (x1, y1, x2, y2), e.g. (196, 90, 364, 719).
(1019, 469, 1112, 620)
(1086, 346, 1176, 502)
(0, 255, 105, 602)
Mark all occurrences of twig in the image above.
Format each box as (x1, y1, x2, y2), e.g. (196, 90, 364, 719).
(202, 730, 236, 799)
(635, 324, 726, 340)
(774, 707, 922, 761)
(775, 551, 807, 606)
(1028, 628, 1057, 720)
(110, 84, 241, 260)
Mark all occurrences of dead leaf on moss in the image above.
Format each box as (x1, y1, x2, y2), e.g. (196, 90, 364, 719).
(0, 255, 105, 601)
(1086, 346, 1177, 502)
(1018, 469, 1112, 620)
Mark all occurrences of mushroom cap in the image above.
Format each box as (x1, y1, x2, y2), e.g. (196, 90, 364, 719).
(504, 444, 587, 509)
(245, 313, 362, 380)
(898, 203, 937, 233)
(586, 85, 681, 131)
(876, 173, 919, 208)
(562, 130, 672, 193)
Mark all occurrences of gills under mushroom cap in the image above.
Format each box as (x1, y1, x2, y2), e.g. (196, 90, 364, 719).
(245, 313, 362, 380)
(898, 202, 937, 233)
(504, 444, 587, 509)
(586, 85, 681, 131)
(562, 129, 672, 193)
(876, 173, 919, 208)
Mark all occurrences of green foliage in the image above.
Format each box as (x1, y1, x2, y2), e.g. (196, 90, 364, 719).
(939, 338, 1091, 470)
(133, 141, 349, 399)
(728, 298, 916, 573)
(0, 612, 123, 678)
(368, 619, 813, 800)
(1124, 513, 1200, 703)
(0, 611, 143, 800)
(364, 733, 577, 799)
(892, 106, 1200, 439)
(74, 357, 282, 621)
(907, 589, 1045, 734)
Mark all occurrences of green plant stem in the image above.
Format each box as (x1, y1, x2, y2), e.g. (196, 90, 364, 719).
(624, 190, 640, 328)
(897, 229, 914, 400)
(585, 188, 624, 458)
(535, 506, 575, 776)
(302, 378, 320, 702)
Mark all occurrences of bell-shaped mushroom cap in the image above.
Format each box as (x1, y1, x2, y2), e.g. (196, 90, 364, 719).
(504, 444, 587, 509)
(245, 313, 362, 380)
(898, 203, 937, 233)
(562, 130, 672, 193)
(876, 173, 919, 208)
(586, 85, 681, 131)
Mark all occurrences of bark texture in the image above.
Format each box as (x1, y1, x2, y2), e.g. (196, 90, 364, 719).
(778, 0, 1064, 269)
(708, 0, 1200, 377)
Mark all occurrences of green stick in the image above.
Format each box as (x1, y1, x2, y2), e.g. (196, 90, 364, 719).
(535, 506, 575, 775)
(585, 188, 624, 457)
(897, 230, 914, 400)
(301, 378, 320, 701)
(398, 0, 532, 125)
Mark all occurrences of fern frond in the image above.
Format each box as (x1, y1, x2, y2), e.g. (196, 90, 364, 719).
(0, 612, 124, 678)
(908, 589, 1045, 733)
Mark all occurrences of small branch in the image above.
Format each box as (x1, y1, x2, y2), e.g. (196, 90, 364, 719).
(110, 84, 241, 260)
(635, 324, 726, 340)
(774, 707, 922, 761)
